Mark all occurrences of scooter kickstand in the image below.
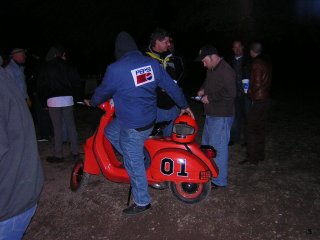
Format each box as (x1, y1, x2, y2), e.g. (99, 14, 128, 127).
(127, 185, 132, 206)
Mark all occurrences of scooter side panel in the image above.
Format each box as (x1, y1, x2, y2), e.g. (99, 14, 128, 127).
(144, 138, 187, 157)
(145, 139, 219, 178)
(148, 148, 210, 183)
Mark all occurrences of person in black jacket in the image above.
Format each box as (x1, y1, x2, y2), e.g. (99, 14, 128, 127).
(228, 40, 251, 146)
(143, 28, 185, 136)
(0, 63, 44, 239)
(38, 44, 80, 163)
(26, 53, 53, 142)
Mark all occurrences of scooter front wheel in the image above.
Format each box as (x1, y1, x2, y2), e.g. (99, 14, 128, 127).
(169, 181, 211, 204)
(70, 160, 90, 192)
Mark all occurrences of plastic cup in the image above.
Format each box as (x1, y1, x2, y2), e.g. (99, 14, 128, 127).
(242, 79, 249, 94)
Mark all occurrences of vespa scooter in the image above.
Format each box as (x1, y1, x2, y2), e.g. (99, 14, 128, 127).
(70, 99, 218, 204)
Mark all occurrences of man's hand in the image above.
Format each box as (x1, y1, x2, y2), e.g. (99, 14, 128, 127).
(26, 97, 32, 107)
(180, 107, 195, 119)
(197, 89, 205, 97)
(201, 95, 209, 104)
(84, 99, 91, 106)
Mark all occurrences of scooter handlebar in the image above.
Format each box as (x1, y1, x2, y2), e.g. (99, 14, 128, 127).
(99, 99, 115, 112)
(82, 99, 114, 112)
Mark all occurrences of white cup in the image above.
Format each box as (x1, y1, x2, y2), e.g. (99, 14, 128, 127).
(242, 79, 249, 94)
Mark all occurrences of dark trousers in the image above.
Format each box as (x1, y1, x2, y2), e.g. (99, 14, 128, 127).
(33, 94, 52, 139)
(247, 99, 270, 164)
(49, 106, 78, 158)
(230, 95, 250, 143)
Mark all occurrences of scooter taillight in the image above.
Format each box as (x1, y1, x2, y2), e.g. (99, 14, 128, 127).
(200, 171, 212, 180)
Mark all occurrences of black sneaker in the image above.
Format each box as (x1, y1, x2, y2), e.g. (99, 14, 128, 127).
(46, 156, 64, 163)
(149, 182, 168, 190)
(238, 159, 249, 165)
(37, 138, 49, 142)
(123, 203, 151, 216)
(211, 182, 220, 189)
(238, 159, 258, 166)
(241, 142, 247, 147)
(73, 154, 80, 162)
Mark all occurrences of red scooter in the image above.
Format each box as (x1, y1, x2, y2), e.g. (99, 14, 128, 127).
(70, 99, 218, 204)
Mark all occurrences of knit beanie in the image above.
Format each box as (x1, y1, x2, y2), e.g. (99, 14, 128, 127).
(114, 31, 138, 60)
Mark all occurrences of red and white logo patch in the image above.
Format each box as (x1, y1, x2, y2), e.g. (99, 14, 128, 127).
(131, 65, 155, 86)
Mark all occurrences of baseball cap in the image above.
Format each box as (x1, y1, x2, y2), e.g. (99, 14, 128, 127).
(194, 45, 218, 62)
(10, 48, 27, 56)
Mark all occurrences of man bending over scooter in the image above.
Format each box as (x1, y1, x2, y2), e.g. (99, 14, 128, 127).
(84, 31, 193, 216)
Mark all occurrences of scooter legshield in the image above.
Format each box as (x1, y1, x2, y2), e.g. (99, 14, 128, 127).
(83, 136, 101, 175)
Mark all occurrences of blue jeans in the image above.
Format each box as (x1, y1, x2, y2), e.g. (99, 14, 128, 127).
(156, 106, 179, 137)
(0, 204, 37, 240)
(105, 119, 152, 206)
(202, 116, 233, 186)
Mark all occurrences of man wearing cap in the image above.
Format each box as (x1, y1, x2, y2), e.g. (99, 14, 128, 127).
(195, 45, 236, 188)
(5, 48, 31, 107)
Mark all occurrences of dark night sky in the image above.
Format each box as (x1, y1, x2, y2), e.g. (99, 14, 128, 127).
(2, 0, 320, 101)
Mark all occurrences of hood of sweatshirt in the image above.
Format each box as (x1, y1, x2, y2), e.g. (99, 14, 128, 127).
(114, 31, 138, 60)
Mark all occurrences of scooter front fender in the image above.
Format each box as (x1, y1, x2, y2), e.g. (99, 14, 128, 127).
(147, 148, 211, 183)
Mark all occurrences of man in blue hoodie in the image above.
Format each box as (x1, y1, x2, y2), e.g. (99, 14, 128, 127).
(85, 31, 193, 216)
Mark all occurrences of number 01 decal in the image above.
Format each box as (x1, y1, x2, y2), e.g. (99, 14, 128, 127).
(160, 158, 188, 177)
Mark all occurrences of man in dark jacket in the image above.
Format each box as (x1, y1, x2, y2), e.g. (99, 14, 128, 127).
(38, 44, 80, 163)
(229, 40, 251, 146)
(239, 42, 272, 165)
(0, 64, 44, 239)
(144, 28, 184, 136)
(85, 31, 193, 216)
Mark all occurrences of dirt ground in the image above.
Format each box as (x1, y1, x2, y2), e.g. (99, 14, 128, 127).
(23, 99, 320, 240)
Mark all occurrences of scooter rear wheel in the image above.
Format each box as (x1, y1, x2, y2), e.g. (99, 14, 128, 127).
(169, 181, 211, 204)
(70, 160, 90, 192)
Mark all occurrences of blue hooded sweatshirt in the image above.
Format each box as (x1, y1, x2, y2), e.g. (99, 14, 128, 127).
(0, 67, 43, 221)
(90, 31, 188, 129)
